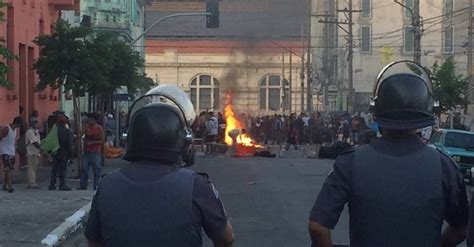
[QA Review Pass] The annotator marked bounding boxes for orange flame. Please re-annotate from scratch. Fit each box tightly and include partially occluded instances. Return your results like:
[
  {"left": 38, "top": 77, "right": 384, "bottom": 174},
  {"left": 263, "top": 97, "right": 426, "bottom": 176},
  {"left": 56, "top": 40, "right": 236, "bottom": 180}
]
[{"left": 224, "top": 93, "right": 262, "bottom": 148}]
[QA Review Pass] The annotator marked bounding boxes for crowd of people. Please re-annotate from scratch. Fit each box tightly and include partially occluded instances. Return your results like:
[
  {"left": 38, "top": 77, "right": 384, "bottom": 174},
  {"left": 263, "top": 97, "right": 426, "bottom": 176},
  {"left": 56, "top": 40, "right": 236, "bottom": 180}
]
[
  {"left": 0, "top": 105, "right": 434, "bottom": 193},
  {"left": 0, "top": 107, "right": 127, "bottom": 193},
  {"left": 191, "top": 110, "right": 379, "bottom": 150}
]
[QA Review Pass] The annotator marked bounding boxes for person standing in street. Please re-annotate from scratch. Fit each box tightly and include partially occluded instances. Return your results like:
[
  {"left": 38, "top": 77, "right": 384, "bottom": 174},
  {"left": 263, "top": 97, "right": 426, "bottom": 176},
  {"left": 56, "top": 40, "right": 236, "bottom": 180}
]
[
  {"left": 84, "top": 85, "right": 234, "bottom": 247},
  {"left": 217, "top": 112, "right": 226, "bottom": 143},
  {"left": 49, "top": 115, "right": 73, "bottom": 191},
  {"left": 17, "top": 106, "right": 27, "bottom": 170},
  {"left": 308, "top": 61, "right": 468, "bottom": 247},
  {"left": 205, "top": 112, "right": 218, "bottom": 155},
  {"left": 25, "top": 118, "right": 41, "bottom": 189},
  {"left": 79, "top": 113, "right": 105, "bottom": 190},
  {"left": 105, "top": 114, "right": 116, "bottom": 146},
  {"left": 0, "top": 117, "right": 23, "bottom": 193}
]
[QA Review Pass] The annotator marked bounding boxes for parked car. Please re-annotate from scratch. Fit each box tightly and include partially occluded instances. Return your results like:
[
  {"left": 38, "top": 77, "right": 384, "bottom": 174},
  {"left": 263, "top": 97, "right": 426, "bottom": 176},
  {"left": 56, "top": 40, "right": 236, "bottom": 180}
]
[{"left": 430, "top": 129, "right": 474, "bottom": 184}]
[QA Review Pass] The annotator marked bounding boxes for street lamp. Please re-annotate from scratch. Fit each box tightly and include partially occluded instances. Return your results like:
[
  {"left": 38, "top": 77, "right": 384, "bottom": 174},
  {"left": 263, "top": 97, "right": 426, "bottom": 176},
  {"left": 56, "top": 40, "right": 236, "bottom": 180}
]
[{"left": 394, "top": 0, "right": 422, "bottom": 64}]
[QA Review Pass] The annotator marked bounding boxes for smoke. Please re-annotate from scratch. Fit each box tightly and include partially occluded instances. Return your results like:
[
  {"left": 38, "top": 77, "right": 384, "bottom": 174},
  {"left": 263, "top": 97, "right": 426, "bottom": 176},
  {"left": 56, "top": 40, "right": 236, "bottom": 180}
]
[
  {"left": 219, "top": 40, "right": 260, "bottom": 113},
  {"left": 213, "top": 0, "right": 309, "bottom": 112}
]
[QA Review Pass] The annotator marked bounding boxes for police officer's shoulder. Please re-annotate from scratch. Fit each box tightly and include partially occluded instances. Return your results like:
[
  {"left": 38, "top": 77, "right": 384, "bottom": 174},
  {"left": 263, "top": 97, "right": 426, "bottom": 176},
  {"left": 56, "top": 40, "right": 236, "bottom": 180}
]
[
  {"left": 333, "top": 148, "right": 357, "bottom": 170},
  {"left": 196, "top": 172, "right": 210, "bottom": 180},
  {"left": 95, "top": 170, "right": 123, "bottom": 190},
  {"left": 338, "top": 148, "right": 356, "bottom": 157},
  {"left": 194, "top": 172, "right": 212, "bottom": 184},
  {"left": 432, "top": 145, "right": 461, "bottom": 170}
]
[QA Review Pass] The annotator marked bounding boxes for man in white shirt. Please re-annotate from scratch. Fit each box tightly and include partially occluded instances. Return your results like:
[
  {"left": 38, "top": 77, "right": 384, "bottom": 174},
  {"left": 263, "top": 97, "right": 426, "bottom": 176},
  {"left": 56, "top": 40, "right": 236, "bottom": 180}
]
[
  {"left": 205, "top": 112, "right": 219, "bottom": 154},
  {"left": 25, "top": 118, "right": 41, "bottom": 189},
  {"left": 0, "top": 117, "right": 23, "bottom": 193}
]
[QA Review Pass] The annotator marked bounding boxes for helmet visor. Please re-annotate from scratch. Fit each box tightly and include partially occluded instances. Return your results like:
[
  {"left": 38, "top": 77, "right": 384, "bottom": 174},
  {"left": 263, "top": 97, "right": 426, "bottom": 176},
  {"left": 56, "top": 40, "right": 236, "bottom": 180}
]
[{"left": 128, "top": 85, "right": 196, "bottom": 127}]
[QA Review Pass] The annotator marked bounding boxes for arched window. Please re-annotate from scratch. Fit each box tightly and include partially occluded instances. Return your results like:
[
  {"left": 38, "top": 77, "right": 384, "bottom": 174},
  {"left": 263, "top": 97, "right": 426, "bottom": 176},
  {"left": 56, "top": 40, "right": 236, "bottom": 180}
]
[
  {"left": 190, "top": 75, "right": 220, "bottom": 111},
  {"left": 259, "top": 75, "right": 281, "bottom": 111}
]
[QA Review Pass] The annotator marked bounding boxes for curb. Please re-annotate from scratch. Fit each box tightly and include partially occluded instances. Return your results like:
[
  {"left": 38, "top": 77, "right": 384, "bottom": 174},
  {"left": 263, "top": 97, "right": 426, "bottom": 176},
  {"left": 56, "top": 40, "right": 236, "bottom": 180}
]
[{"left": 41, "top": 202, "right": 92, "bottom": 247}]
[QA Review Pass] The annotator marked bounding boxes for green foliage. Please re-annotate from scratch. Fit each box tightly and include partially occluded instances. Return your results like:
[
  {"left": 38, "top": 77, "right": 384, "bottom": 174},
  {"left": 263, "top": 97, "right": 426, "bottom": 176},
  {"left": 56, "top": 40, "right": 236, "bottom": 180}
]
[
  {"left": 34, "top": 22, "right": 151, "bottom": 96},
  {"left": 34, "top": 19, "right": 91, "bottom": 94},
  {"left": 86, "top": 32, "right": 149, "bottom": 95},
  {"left": 0, "top": 0, "right": 15, "bottom": 89},
  {"left": 427, "top": 57, "right": 469, "bottom": 113}
]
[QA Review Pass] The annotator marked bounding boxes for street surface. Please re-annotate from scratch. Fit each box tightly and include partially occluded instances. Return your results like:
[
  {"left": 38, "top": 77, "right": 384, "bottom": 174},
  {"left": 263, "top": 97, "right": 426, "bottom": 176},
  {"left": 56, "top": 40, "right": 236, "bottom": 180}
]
[
  {"left": 0, "top": 159, "right": 125, "bottom": 247},
  {"left": 62, "top": 154, "right": 348, "bottom": 247},
  {"left": 1, "top": 149, "right": 471, "bottom": 247}
]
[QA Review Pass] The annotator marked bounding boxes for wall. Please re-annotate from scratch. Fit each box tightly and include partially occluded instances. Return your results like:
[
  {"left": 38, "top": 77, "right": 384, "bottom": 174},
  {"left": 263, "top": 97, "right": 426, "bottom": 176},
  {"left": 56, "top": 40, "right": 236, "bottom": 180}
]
[
  {"left": 0, "top": 0, "right": 75, "bottom": 126},
  {"left": 311, "top": 0, "right": 466, "bottom": 112},
  {"left": 80, "top": 0, "right": 145, "bottom": 42},
  {"left": 145, "top": 39, "right": 309, "bottom": 115}
]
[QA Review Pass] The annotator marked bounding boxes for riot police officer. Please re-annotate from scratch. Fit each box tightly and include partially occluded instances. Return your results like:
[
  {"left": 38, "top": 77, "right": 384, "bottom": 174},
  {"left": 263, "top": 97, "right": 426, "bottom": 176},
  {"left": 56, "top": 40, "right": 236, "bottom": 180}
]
[
  {"left": 84, "top": 85, "right": 234, "bottom": 247},
  {"left": 308, "top": 61, "right": 468, "bottom": 247}
]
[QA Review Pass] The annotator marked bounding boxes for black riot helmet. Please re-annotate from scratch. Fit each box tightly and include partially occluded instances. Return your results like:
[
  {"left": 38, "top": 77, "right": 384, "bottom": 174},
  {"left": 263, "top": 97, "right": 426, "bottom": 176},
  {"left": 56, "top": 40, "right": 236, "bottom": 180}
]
[
  {"left": 370, "top": 60, "right": 439, "bottom": 130},
  {"left": 124, "top": 85, "right": 196, "bottom": 165}
]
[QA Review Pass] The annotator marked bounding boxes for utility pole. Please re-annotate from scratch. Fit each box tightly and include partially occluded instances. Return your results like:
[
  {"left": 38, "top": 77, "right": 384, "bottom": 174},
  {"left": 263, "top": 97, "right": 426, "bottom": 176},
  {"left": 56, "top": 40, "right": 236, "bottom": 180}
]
[
  {"left": 413, "top": 0, "right": 422, "bottom": 64},
  {"left": 307, "top": 30, "right": 313, "bottom": 112},
  {"left": 301, "top": 24, "right": 305, "bottom": 113},
  {"left": 394, "top": 0, "right": 422, "bottom": 64},
  {"left": 306, "top": 0, "right": 313, "bottom": 113},
  {"left": 323, "top": 5, "right": 330, "bottom": 113},
  {"left": 289, "top": 51, "right": 293, "bottom": 113},
  {"left": 282, "top": 52, "right": 286, "bottom": 113},
  {"left": 315, "top": 0, "right": 336, "bottom": 113},
  {"left": 468, "top": 0, "right": 474, "bottom": 107},
  {"left": 347, "top": 0, "right": 354, "bottom": 113},
  {"left": 319, "top": 0, "right": 359, "bottom": 113},
  {"left": 323, "top": 4, "right": 329, "bottom": 113}
]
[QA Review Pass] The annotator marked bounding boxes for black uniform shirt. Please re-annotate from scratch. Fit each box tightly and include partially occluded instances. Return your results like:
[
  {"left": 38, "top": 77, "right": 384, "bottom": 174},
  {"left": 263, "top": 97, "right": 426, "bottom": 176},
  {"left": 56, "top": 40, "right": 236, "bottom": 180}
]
[
  {"left": 85, "top": 162, "right": 228, "bottom": 243},
  {"left": 310, "top": 134, "right": 468, "bottom": 229}
]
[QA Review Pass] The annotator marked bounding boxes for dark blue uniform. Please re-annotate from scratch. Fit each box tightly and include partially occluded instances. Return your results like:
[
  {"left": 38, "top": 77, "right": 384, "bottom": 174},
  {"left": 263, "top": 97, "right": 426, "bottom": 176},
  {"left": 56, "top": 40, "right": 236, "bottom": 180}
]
[
  {"left": 310, "top": 134, "right": 468, "bottom": 247},
  {"left": 85, "top": 163, "right": 228, "bottom": 246}
]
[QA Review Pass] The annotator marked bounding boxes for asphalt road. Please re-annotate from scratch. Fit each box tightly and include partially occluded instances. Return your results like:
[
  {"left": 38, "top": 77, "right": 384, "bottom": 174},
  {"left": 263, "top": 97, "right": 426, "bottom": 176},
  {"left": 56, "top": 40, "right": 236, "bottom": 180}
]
[
  {"left": 60, "top": 155, "right": 471, "bottom": 247},
  {"left": 61, "top": 155, "right": 349, "bottom": 247}
]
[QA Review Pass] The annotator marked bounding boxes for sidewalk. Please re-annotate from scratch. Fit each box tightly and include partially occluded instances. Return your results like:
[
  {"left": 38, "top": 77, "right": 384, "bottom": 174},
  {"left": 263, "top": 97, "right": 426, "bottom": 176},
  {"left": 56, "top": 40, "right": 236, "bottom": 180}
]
[{"left": 0, "top": 158, "right": 127, "bottom": 247}]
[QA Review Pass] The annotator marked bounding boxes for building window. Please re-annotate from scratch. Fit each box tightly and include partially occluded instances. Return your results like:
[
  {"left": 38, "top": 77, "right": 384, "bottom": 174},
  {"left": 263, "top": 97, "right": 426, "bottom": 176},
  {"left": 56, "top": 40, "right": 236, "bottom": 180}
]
[
  {"left": 444, "top": 0, "right": 453, "bottom": 14},
  {"left": 404, "top": 26, "right": 414, "bottom": 53},
  {"left": 405, "top": 0, "right": 414, "bottom": 19},
  {"left": 190, "top": 75, "right": 220, "bottom": 111},
  {"left": 444, "top": 26, "right": 454, "bottom": 53},
  {"left": 361, "top": 0, "right": 371, "bottom": 18},
  {"left": 260, "top": 75, "right": 282, "bottom": 111},
  {"left": 361, "top": 26, "right": 371, "bottom": 53}
]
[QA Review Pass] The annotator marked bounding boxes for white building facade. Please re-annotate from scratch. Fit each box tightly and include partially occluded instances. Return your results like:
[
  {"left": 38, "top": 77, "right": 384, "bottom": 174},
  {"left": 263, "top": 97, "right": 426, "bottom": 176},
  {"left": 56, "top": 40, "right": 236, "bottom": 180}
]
[{"left": 311, "top": 0, "right": 469, "bottom": 112}]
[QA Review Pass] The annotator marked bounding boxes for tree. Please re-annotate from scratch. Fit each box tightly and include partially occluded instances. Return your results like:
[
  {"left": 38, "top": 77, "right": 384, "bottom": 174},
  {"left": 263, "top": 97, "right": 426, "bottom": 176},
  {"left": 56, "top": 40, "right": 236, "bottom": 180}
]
[
  {"left": 86, "top": 32, "right": 153, "bottom": 111},
  {"left": 34, "top": 20, "right": 92, "bottom": 94},
  {"left": 426, "top": 57, "right": 469, "bottom": 113},
  {"left": 0, "top": 0, "right": 15, "bottom": 89},
  {"left": 34, "top": 21, "right": 152, "bottom": 108}
]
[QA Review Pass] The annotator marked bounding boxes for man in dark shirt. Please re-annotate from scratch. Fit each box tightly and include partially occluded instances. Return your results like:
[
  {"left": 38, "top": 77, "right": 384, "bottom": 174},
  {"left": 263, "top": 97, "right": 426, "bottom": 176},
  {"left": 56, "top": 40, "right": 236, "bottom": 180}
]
[
  {"left": 309, "top": 133, "right": 468, "bottom": 246},
  {"left": 85, "top": 163, "right": 232, "bottom": 246},
  {"left": 49, "top": 115, "right": 73, "bottom": 191},
  {"left": 84, "top": 85, "right": 234, "bottom": 247},
  {"left": 309, "top": 61, "right": 468, "bottom": 247}
]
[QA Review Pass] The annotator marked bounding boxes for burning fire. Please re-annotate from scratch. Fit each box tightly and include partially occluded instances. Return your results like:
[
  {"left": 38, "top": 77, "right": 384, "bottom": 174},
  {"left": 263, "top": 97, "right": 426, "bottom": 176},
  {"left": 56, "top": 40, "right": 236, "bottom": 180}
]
[{"left": 224, "top": 93, "right": 262, "bottom": 148}]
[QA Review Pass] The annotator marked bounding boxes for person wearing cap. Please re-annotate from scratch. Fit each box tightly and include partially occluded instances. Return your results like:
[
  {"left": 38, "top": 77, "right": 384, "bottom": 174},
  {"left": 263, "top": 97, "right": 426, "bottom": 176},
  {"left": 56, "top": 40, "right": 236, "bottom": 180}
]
[
  {"left": 25, "top": 118, "right": 41, "bottom": 189},
  {"left": 48, "top": 114, "right": 73, "bottom": 191},
  {"left": 308, "top": 61, "right": 468, "bottom": 247}
]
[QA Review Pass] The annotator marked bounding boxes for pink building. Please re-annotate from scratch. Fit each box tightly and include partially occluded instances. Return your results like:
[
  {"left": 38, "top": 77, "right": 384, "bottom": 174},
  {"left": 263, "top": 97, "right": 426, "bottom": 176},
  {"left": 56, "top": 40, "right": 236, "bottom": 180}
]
[{"left": 0, "top": 0, "right": 78, "bottom": 125}]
